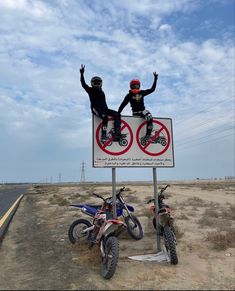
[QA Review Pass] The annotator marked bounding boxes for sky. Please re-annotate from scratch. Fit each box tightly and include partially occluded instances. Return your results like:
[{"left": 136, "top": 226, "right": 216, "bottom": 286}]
[{"left": 0, "top": 0, "right": 234, "bottom": 183}]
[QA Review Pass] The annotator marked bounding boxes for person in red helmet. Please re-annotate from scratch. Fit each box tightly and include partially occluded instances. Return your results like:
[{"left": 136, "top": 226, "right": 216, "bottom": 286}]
[
  {"left": 118, "top": 72, "right": 158, "bottom": 140},
  {"left": 80, "top": 64, "right": 121, "bottom": 143}
]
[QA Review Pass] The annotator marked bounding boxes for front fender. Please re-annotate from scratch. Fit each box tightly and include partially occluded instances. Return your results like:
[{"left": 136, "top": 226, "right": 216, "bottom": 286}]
[
  {"left": 126, "top": 205, "right": 134, "bottom": 212},
  {"left": 102, "top": 221, "right": 126, "bottom": 237}
]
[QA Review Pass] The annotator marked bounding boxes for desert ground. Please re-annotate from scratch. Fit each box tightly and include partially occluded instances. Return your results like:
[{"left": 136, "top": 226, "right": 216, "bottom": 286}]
[{"left": 0, "top": 179, "right": 234, "bottom": 290}]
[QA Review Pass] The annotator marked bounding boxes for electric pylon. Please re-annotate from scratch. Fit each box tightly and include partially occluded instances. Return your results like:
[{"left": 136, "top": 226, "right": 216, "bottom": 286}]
[{"left": 80, "top": 161, "right": 86, "bottom": 183}]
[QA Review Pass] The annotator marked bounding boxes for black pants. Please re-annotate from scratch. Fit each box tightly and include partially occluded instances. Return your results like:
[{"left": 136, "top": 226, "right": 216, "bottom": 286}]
[{"left": 92, "top": 108, "right": 121, "bottom": 135}]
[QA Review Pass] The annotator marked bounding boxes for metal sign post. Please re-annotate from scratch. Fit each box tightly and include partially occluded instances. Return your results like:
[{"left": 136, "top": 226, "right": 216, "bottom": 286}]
[
  {"left": 112, "top": 168, "right": 117, "bottom": 218},
  {"left": 153, "top": 168, "right": 161, "bottom": 252}
]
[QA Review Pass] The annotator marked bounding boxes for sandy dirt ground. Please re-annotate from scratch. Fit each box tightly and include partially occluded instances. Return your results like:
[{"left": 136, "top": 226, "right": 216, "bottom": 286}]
[{"left": 0, "top": 180, "right": 234, "bottom": 290}]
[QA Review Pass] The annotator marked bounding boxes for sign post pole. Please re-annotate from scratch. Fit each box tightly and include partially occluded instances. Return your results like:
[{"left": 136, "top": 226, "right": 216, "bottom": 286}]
[
  {"left": 112, "top": 168, "right": 117, "bottom": 218},
  {"left": 153, "top": 167, "right": 161, "bottom": 252}
]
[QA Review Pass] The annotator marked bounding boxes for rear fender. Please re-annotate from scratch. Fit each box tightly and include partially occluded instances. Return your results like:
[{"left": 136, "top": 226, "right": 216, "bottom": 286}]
[
  {"left": 158, "top": 212, "right": 171, "bottom": 227},
  {"left": 69, "top": 204, "right": 84, "bottom": 209}
]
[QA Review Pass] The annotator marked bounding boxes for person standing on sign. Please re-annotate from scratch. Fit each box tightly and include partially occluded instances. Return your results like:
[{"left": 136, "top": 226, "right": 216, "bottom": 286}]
[
  {"left": 118, "top": 72, "right": 158, "bottom": 141},
  {"left": 80, "top": 64, "right": 121, "bottom": 144}
]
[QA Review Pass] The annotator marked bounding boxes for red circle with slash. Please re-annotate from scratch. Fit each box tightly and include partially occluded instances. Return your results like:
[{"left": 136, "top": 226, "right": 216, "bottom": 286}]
[
  {"left": 96, "top": 118, "right": 133, "bottom": 155},
  {"left": 136, "top": 120, "right": 170, "bottom": 156}
]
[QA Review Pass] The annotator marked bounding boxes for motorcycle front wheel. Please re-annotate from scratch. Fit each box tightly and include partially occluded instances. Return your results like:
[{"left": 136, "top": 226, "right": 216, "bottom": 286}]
[
  {"left": 101, "top": 236, "right": 119, "bottom": 279},
  {"left": 125, "top": 215, "right": 143, "bottom": 240},
  {"left": 68, "top": 219, "right": 92, "bottom": 244},
  {"left": 163, "top": 225, "right": 178, "bottom": 265}
]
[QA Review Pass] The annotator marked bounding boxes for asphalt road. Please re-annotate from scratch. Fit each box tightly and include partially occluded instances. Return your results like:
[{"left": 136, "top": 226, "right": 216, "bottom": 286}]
[
  {"left": 0, "top": 184, "right": 29, "bottom": 221},
  {"left": 0, "top": 184, "right": 30, "bottom": 240}
]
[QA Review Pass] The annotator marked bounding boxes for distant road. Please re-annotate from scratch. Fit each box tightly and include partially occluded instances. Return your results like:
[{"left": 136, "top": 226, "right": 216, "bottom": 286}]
[{"left": 0, "top": 185, "right": 29, "bottom": 222}]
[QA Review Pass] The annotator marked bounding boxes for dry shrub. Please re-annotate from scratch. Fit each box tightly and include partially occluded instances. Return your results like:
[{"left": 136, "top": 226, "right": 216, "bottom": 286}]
[
  {"left": 49, "top": 194, "right": 69, "bottom": 206},
  {"left": 198, "top": 205, "right": 234, "bottom": 229},
  {"left": 176, "top": 213, "right": 189, "bottom": 220},
  {"left": 181, "top": 196, "right": 205, "bottom": 207},
  {"left": 206, "top": 230, "right": 235, "bottom": 250},
  {"left": 223, "top": 205, "right": 235, "bottom": 220},
  {"left": 173, "top": 224, "right": 184, "bottom": 240}
]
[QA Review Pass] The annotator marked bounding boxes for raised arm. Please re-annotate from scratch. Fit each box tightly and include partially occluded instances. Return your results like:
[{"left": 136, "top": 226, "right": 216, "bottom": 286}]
[
  {"left": 80, "top": 64, "right": 90, "bottom": 92},
  {"left": 143, "top": 72, "right": 158, "bottom": 96}
]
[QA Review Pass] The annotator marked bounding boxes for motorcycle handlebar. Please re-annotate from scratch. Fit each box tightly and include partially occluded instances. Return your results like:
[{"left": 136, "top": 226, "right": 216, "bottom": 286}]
[
  {"left": 146, "top": 185, "right": 170, "bottom": 203},
  {"left": 160, "top": 184, "right": 170, "bottom": 193},
  {"left": 93, "top": 193, "right": 105, "bottom": 201},
  {"left": 147, "top": 198, "right": 155, "bottom": 204}
]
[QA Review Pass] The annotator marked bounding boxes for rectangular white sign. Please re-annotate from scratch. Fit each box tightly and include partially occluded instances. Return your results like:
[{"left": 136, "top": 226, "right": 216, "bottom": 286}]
[{"left": 93, "top": 115, "right": 174, "bottom": 168}]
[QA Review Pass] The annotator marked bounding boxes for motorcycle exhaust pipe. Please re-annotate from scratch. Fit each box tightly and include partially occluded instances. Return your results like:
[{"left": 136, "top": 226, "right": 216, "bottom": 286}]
[{"left": 81, "top": 225, "right": 95, "bottom": 234}]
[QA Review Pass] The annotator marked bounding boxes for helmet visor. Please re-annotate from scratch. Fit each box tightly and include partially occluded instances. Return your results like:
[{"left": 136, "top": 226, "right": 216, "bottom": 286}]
[{"left": 130, "top": 84, "right": 140, "bottom": 90}]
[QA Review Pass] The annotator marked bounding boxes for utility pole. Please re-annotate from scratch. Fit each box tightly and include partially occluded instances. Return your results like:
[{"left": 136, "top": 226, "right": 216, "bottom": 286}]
[
  {"left": 80, "top": 161, "right": 86, "bottom": 183},
  {"left": 58, "top": 173, "right": 62, "bottom": 183}
]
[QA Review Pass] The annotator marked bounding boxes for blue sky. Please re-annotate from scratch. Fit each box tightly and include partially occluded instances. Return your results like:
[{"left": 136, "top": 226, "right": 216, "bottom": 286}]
[{"left": 0, "top": 0, "right": 234, "bottom": 183}]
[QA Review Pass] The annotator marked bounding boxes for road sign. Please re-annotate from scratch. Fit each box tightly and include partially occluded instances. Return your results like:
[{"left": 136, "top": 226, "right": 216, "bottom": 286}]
[{"left": 93, "top": 115, "right": 174, "bottom": 168}]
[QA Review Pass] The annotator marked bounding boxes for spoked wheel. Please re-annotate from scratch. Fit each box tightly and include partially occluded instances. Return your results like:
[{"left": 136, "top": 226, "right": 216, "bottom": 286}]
[
  {"left": 101, "top": 236, "right": 119, "bottom": 279},
  {"left": 163, "top": 225, "right": 178, "bottom": 265},
  {"left": 125, "top": 215, "right": 143, "bottom": 240},
  {"left": 68, "top": 219, "right": 92, "bottom": 244}
]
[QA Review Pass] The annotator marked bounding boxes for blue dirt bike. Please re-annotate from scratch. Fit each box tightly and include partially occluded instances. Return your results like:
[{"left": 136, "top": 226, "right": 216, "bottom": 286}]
[{"left": 70, "top": 187, "right": 143, "bottom": 240}]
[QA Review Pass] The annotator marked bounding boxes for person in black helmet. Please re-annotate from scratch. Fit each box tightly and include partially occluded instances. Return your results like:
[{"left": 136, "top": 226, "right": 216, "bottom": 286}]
[
  {"left": 80, "top": 64, "right": 121, "bottom": 143},
  {"left": 118, "top": 72, "right": 158, "bottom": 141}
]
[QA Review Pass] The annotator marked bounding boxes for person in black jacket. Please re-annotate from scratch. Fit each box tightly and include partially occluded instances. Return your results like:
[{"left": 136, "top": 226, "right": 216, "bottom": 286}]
[
  {"left": 118, "top": 72, "right": 158, "bottom": 141},
  {"left": 80, "top": 64, "right": 121, "bottom": 143}
]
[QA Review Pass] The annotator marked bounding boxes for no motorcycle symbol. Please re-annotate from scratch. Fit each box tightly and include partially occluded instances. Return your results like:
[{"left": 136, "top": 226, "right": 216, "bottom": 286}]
[
  {"left": 96, "top": 117, "right": 134, "bottom": 156},
  {"left": 136, "top": 120, "right": 171, "bottom": 156}
]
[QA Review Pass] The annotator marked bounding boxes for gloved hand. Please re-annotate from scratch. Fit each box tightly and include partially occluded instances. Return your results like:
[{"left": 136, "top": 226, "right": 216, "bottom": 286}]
[
  {"left": 153, "top": 72, "right": 158, "bottom": 79},
  {"left": 80, "top": 64, "right": 85, "bottom": 74}
]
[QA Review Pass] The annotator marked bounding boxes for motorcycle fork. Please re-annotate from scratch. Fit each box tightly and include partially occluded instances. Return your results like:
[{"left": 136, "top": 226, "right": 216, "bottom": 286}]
[
  {"left": 119, "top": 196, "right": 135, "bottom": 222},
  {"left": 100, "top": 239, "right": 105, "bottom": 257}
]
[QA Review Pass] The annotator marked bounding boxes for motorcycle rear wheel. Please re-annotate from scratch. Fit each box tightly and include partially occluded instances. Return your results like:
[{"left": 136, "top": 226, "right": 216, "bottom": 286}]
[
  {"left": 125, "top": 215, "right": 143, "bottom": 240},
  {"left": 68, "top": 219, "right": 92, "bottom": 244},
  {"left": 163, "top": 225, "right": 178, "bottom": 265},
  {"left": 101, "top": 236, "right": 119, "bottom": 279}
]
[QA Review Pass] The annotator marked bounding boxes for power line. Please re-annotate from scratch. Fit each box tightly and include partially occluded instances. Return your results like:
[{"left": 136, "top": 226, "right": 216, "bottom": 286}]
[
  {"left": 176, "top": 132, "right": 234, "bottom": 151},
  {"left": 175, "top": 96, "right": 234, "bottom": 126},
  {"left": 176, "top": 124, "right": 234, "bottom": 147}
]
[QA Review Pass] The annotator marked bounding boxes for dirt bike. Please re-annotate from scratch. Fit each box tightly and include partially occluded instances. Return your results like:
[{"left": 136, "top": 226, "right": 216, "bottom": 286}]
[
  {"left": 147, "top": 185, "right": 178, "bottom": 265},
  {"left": 70, "top": 187, "right": 143, "bottom": 240},
  {"left": 68, "top": 193, "right": 126, "bottom": 279}
]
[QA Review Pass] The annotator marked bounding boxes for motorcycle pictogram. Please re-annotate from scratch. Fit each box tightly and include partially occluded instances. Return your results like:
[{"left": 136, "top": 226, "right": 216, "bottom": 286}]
[
  {"left": 140, "top": 129, "right": 167, "bottom": 147},
  {"left": 102, "top": 128, "right": 129, "bottom": 147}
]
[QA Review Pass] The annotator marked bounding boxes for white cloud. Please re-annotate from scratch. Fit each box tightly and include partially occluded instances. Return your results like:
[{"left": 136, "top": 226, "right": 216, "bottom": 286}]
[
  {"left": 159, "top": 24, "right": 172, "bottom": 31},
  {"left": 0, "top": 0, "right": 53, "bottom": 17}
]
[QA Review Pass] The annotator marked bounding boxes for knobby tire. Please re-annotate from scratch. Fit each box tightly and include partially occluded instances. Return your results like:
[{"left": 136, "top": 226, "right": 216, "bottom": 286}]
[
  {"left": 163, "top": 225, "right": 178, "bottom": 265},
  {"left": 125, "top": 215, "right": 143, "bottom": 240},
  {"left": 101, "top": 236, "right": 119, "bottom": 279},
  {"left": 68, "top": 218, "right": 92, "bottom": 244}
]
